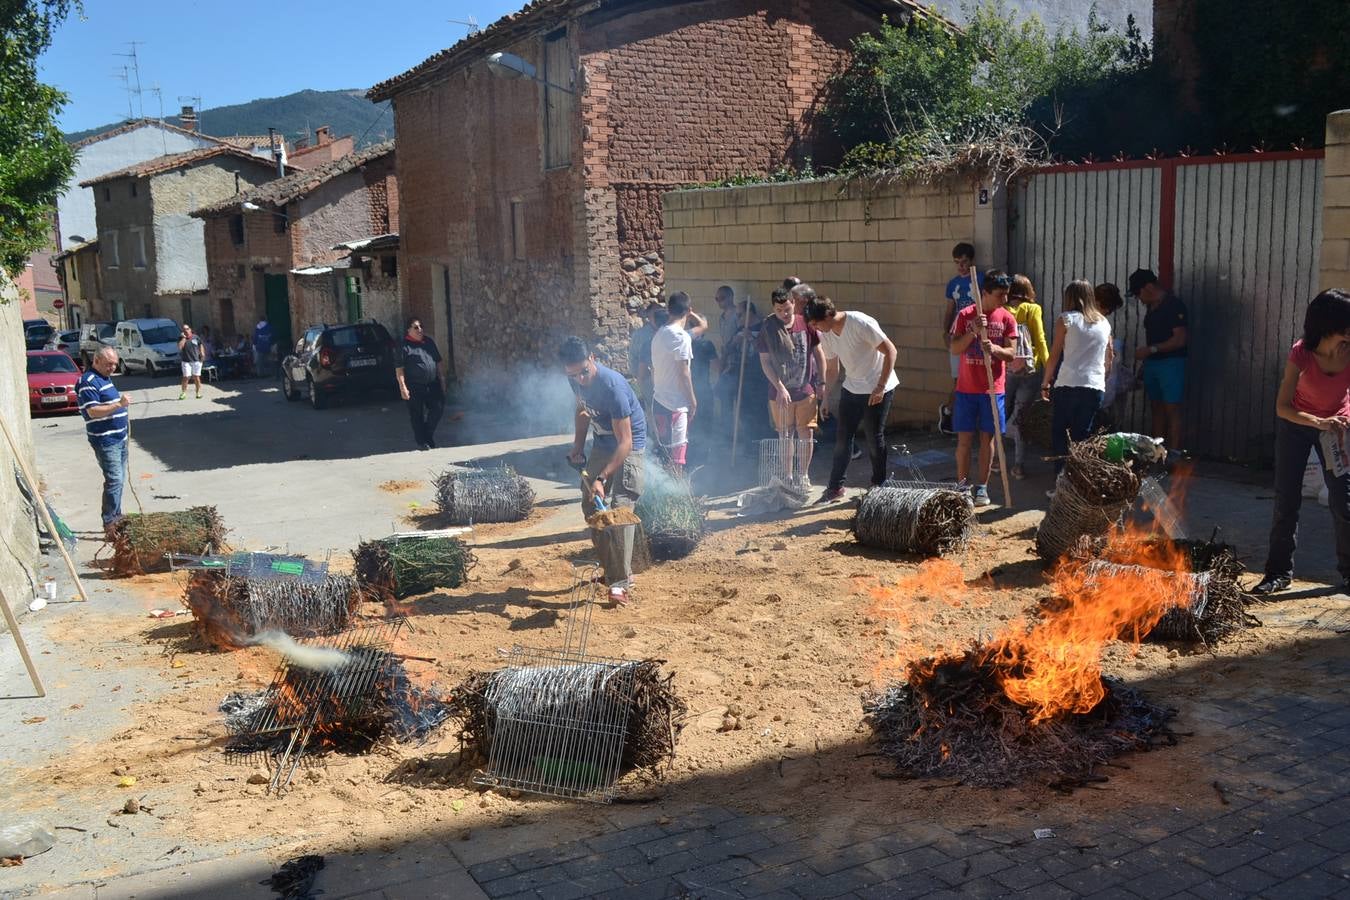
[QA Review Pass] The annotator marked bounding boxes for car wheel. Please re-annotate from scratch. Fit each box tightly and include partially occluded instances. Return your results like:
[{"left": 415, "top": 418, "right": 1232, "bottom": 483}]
[
  {"left": 283, "top": 371, "right": 300, "bottom": 401},
  {"left": 308, "top": 378, "right": 327, "bottom": 409},
  {"left": 114, "top": 358, "right": 125, "bottom": 375}
]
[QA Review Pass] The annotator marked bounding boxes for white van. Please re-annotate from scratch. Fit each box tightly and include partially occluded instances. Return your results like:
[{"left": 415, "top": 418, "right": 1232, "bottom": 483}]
[{"left": 114, "top": 318, "right": 181, "bottom": 376}]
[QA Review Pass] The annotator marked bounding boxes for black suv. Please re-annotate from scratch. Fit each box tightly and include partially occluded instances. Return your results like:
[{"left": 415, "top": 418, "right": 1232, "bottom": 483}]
[{"left": 281, "top": 321, "right": 398, "bottom": 409}]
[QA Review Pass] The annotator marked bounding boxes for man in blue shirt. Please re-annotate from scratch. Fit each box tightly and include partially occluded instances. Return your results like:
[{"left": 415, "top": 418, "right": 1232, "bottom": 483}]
[
  {"left": 940, "top": 242, "right": 977, "bottom": 434},
  {"left": 252, "top": 318, "right": 274, "bottom": 378},
  {"left": 560, "top": 336, "right": 646, "bottom": 604},
  {"left": 76, "top": 348, "right": 132, "bottom": 534}
]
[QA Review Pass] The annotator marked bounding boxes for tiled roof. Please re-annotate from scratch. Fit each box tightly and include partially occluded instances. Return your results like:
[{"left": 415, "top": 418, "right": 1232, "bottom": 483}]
[
  {"left": 68, "top": 118, "right": 225, "bottom": 149},
  {"left": 219, "top": 135, "right": 280, "bottom": 149},
  {"left": 79, "top": 145, "right": 286, "bottom": 187},
  {"left": 368, "top": 0, "right": 933, "bottom": 101},
  {"left": 333, "top": 233, "right": 399, "bottom": 254},
  {"left": 190, "top": 141, "right": 395, "bottom": 217},
  {"left": 52, "top": 238, "right": 99, "bottom": 262}
]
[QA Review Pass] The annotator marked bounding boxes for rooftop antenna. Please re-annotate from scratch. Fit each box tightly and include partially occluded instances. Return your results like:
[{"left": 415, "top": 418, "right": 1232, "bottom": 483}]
[
  {"left": 147, "top": 84, "right": 166, "bottom": 152},
  {"left": 111, "top": 66, "right": 133, "bottom": 120},
  {"left": 178, "top": 94, "right": 203, "bottom": 133},
  {"left": 448, "top": 15, "right": 480, "bottom": 34},
  {"left": 113, "top": 41, "right": 145, "bottom": 118}
]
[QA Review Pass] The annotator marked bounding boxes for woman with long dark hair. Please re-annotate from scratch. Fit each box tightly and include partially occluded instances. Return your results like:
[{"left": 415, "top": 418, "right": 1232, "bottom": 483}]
[
  {"left": 1040, "top": 280, "right": 1113, "bottom": 474},
  {"left": 1253, "top": 289, "right": 1350, "bottom": 595}
]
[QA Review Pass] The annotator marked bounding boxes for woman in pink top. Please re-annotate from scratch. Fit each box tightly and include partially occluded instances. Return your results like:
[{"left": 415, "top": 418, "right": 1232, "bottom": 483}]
[{"left": 1254, "top": 289, "right": 1350, "bottom": 595}]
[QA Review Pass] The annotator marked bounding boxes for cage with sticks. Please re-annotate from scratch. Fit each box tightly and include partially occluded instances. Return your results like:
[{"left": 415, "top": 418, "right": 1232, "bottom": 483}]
[
  {"left": 223, "top": 618, "right": 409, "bottom": 794},
  {"left": 352, "top": 533, "right": 477, "bottom": 601},
  {"left": 854, "top": 482, "right": 975, "bottom": 557},
  {"left": 183, "top": 571, "right": 363, "bottom": 649},
  {"left": 634, "top": 477, "right": 705, "bottom": 561},
  {"left": 1082, "top": 557, "right": 1255, "bottom": 646},
  {"left": 757, "top": 436, "right": 814, "bottom": 489},
  {"left": 456, "top": 563, "right": 684, "bottom": 802},
  {"left": 434, "top": 465, "right": 534, "bottom": 524},
  {"left": 106, "top": 506, "right": 227, "bottom": 576}
]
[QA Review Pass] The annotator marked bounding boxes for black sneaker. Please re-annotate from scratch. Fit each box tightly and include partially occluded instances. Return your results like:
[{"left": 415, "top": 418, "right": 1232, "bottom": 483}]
[
  {"left": 816, "top": 487, "right": 846, "bottom": 504},
  {"left": 938, "top": 404, "right": 954, "bottom": 435},
  {"left": 1250, "top": 574, "right": 1291, "bottom": 595}
]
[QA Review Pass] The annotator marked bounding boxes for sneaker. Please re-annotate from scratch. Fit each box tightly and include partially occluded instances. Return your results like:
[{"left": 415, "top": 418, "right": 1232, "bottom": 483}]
[
  {"left": 953, "top": 478, "right": 970, "bottom": 493},
  {"left": 177, "top": 391, "right": 186, "bottom": 400},
  {"left": 938, "top": 404, "right": 954, "bottom": 435},
  {"left": 609, "top": 586, "right": 632, "bottom": 606},
  {"left": 1011, "top": 464, "right": 1026, "bottom": 480},
  {"left": 195, "top": 391, "right": 202, "bottom": 399},
  {"left": 990, "top": 458, "right": 1001, "bottom": 475},
  {"left": 972, "top": 484, "right": 991, "bottom": 507},
  {"left": 816, "top": 487, "right": 846, "bottom": 504},
  {"left": 417, "top": 443, "right": 431, "bottom": 451},
  {"left": 1250, "top": 574, "right": 1291, "bottom": 596}
]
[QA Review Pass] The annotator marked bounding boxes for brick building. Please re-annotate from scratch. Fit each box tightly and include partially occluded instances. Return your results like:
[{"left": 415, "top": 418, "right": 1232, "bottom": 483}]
[
  {"left": 192, "top": 142, "right": 397, "bottom": 351},
  {"left": 51, "top": 239, "right": 103, "bottom": 325},
  {"left": 369, "top": 0, "right": 927, "bottom": 377},
  {"left": 289, "top": 126, "right": 356, "bottom": 169},
  {"left": 80, "top": 146, "right": 285, "bottom": 328}
]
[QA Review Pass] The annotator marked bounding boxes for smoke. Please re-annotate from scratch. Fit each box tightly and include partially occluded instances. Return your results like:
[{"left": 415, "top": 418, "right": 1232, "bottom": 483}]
[
  {"left": 247, "top": 630, "right": 350, "bottom": 671},
  {"left": 460, "top": 365, "right": 577, "bottom": 438}
]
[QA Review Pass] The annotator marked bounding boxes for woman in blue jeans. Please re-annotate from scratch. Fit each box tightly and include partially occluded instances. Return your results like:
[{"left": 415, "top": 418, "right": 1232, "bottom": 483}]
[{"left": 1041, "top": 280, "right": 1113, "bottom": 474}]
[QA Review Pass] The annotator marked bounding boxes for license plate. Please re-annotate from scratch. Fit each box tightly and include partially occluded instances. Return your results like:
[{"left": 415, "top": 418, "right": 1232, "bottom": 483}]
[
  {"left": 41, "top": 396, "right": 67, "bottom": 405},
  {"left": 348, "top": 357, "right": 376, "bottom": 368}
]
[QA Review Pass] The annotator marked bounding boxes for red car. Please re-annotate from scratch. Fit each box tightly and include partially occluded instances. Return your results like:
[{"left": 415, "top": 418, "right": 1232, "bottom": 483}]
[{"left": 27, "top": 350, "right": 82, "bottom": 415}]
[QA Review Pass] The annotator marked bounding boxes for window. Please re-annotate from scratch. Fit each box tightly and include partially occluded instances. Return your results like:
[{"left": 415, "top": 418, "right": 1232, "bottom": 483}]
[
  {"left": 511, "top": 200, "right": 526, "bottom": 260},
  {"left": 380, "top": 255, "right": 398, "bottom": 278},
  {"left": 542, "top": 29, "right": 572, "bottom": 169},
  {"left": 70, "top": 259, "right": 77, "bottom": 283},
  {"left": 229, "top": 214, "right": 245, "bottom": 246},
  {"left": 102, "top": 231, "right": 119, "bottom": 269},
  {"left": 274, "top": 210, "right": 288, "bottom": 234},
  {"left": 236, "top": 264, "right": 246, "bottom": 281},
  {"left": 131, "top": 227, "right": 147, "bottom": 269}
]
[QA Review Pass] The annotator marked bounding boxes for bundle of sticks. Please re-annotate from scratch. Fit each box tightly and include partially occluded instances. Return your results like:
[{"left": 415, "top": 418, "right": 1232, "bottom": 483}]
[
  {"left": 1035, "top": 437, "right": 1141, "bottom": 562},
  {"left": 352, "top": 536, "right": 476, "bottom": 601},
  {"left": 434, "top": 465, "right": 534, "bottom": 524},
  {"left": 107, "top": 506, "right": 227, "bottom": 576},
  {"left": 635, "top": 480, "right": 706, "bottom": 561},
  {"left": 854, "top": 484, "right": 974, "bottom": 557},
  {"left": 183, "top": 571, "right": 362, "bottom": 649}
]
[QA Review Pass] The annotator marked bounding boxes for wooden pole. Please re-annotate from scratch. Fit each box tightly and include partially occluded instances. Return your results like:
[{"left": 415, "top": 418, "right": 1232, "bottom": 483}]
[
  {"left": 969, "top": 266, "right": 1014, "bottom": 508},
  {"left": 729, "top": 295, "right": 754, "bottom": 459},
  {"left": 0, "top": 415, "right": 89, "bottom": 602},
  {"left": 0, "top": 584, "right": 46, "bottom": 697}
]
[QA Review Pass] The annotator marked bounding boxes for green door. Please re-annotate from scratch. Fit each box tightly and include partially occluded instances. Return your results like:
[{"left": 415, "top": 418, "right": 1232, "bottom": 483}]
[
  {"left": 344, "top": 275, "right": 363, "bottom": 324},
  {"left": 263, "top": 274, "right": 292, "bottom": 352}
]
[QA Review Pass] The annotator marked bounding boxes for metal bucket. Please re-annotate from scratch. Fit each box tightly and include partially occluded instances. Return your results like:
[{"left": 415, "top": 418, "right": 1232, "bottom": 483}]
[{"left": 592, "top": 523, "right": 637, "bottom": 588}]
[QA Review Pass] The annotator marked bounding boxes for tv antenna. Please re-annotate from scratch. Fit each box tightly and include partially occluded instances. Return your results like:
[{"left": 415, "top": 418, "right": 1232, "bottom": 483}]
[
  {"left": 179, "top": 94, "right": 203, "bottom": 132},
  {"left": 448, "top": 15, "right": 479, "bottom": 34},
  {"left": 110, "top": 66, "right": 134, "bottom": 120},
  {"left": 147, "top": 84, "right": 166, "bottom": 151},
  {"left": 113, "top": 41, "right": 145, "bottom": 118}
]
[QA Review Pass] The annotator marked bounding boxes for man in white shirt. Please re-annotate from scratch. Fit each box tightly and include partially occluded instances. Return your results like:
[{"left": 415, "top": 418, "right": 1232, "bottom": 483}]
[
  {"left": 650, "top": 291, "right": 706, "bottom": 474},
  {"left": 804, "top": 296, "right": 899, "bottom": 502}
]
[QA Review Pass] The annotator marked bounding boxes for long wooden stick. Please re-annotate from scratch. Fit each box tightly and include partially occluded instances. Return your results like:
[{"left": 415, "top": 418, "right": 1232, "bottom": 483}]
[
  {"left": 0, "top": 584, "right": 46, "bottom": 697},
  {"left": 729, "top": 295, "right": 754, "bottom": 459},
  {"left": 969, "top": 266, "right": 1014, "bottom": 508},
  {"left": 0, "top": 415, "right": 89, "bottom": 602}
]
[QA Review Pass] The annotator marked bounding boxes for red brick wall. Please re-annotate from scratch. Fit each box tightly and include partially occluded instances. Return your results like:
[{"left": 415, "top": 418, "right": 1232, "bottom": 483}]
[{"left": 203, "top": 211, "right": 294, "bottom": 338}]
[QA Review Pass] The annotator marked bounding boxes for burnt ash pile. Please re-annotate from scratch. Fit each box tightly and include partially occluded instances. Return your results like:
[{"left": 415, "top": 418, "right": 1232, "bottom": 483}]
[{"left": 863, "top": 647, "right": 1177, "bottom": 788}]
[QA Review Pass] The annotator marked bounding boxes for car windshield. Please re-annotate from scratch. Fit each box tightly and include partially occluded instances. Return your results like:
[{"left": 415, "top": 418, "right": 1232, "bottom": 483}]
[
  {"left": 328, "top": 325, "right": 388, "bottom": 348},
  {"left": 140, "top": 325, "right": 180, "bottom": 345},
  {"left": 27, "top": 324, "right": 53, "bottom": 337},
  {"left": 97, "top": 323, "right": 115, "bottom": 338},
  {"left": 28, "top": 355, "right": 77, "bottom": 375}
]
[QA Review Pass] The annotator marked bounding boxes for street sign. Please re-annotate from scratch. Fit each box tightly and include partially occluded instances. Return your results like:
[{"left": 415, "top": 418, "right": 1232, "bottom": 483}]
[{"left": 52, "top": 299, "right": 65, "bottom": 309}]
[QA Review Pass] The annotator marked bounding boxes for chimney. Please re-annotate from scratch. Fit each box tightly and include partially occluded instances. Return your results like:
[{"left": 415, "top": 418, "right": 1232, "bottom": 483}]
[
  {"left": 315, "top": 126, "right": 332, "bottom": 146},
  {"left": 180, "top": 106, "right": 197, "bottom": 132}
]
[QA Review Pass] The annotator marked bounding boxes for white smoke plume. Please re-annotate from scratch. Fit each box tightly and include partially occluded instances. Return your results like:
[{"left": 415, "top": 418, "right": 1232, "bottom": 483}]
[{"left": 247, "top": 630, "right": 350, "bottom": 671}]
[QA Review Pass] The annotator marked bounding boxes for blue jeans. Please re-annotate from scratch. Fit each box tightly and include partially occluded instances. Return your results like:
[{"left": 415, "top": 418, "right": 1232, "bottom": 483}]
[
  {"left": 92, "top": 440, "right": 129, "bottom": 526},
  {"left": 1051, "top": 386, "right": 1104, "bottom": 473}
]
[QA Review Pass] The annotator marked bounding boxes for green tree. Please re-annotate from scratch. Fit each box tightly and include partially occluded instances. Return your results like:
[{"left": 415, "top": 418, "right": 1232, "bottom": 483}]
[{"left": 1, "top": 0, "right": 78, "bottom": 276}]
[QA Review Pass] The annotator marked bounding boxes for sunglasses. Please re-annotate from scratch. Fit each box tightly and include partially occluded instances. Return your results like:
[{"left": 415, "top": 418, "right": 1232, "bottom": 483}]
[{"left": 989, "top": 275, "right": 1012, "bottom": 288}]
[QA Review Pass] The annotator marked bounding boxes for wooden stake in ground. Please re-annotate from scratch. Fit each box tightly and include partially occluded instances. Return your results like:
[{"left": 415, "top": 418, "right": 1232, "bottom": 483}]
[
  {"left": 968, "top": 266, "right": 1014, "bottom": 508},
  {"left": 729, "top": 295, "right": 755, "bottom": 459},
  {"left": 0, "top": 584, "right": 46, "bottom": 697},
  {"left": 0, "top": 415, "right": 89, "bottom": 603}
]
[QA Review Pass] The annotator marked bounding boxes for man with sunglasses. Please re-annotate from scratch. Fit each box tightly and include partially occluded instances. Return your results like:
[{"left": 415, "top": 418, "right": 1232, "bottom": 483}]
[
  {"left": 395, "top": 317, "right": 445, "bottom": 450},
  {"left": 560, "top": 336, "right": 646, "bottom": 604}
]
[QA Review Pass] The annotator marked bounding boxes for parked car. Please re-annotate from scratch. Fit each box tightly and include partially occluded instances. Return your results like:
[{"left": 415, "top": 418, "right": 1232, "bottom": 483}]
[
  {"left": 281, "top": 321, "right": 397, "bottom": 409},
  {"left": 78, "top": 322, "right": 117, "bottom": 366},
  {"left": 43, "top": 329, "right": 81, "bottom": 358},
  {"left": 24, "top": 321, "right": 55, "bottom": 351},
  {"left": 114, "top": 318, "right": 180, "bottom": 376},
  {"left": 26, "top": 350, "right": 82, "bottom": 414}
]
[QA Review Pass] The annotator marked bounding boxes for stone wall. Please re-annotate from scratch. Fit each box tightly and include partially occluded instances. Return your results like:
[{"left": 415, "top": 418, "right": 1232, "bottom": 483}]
[
  {"left": 0, "top": 275, "right": 40, "bottom": 624},
  {"left": 663, "top": 176, "right": 977, "bottom": 426},
  {"left": 1320, "top": 110, "right": 1350, "bottom": 291}
]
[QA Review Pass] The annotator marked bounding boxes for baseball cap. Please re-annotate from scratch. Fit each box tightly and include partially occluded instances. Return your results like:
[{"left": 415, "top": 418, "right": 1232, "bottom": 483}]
[{"left": 1127, "top": 268, "right": 1158, "bottom": 296}]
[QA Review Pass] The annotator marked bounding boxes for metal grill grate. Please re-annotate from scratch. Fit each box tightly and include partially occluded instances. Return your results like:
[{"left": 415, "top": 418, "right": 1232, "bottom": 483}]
[
  {"left": 168, "top": 550, "right": 331, "bottom": 583},
  {"left": 474, "top": 563, "right": 640, "bottom": 802}
]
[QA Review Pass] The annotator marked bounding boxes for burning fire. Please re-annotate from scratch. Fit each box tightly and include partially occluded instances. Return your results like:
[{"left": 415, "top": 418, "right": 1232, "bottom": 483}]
[{"left": 867, "top": 482, "right": 1198, "bottom": 724}]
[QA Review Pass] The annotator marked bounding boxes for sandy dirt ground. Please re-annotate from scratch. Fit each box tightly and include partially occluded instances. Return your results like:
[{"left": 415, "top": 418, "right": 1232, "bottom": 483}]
[{"left": 7, "top": 484, "right": 1338, "bottom": 881}]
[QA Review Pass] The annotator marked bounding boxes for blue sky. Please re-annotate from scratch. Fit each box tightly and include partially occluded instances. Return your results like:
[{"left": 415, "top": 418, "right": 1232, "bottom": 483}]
[{"left": 41, "top": 0, "right": 522, "bottom": 132}]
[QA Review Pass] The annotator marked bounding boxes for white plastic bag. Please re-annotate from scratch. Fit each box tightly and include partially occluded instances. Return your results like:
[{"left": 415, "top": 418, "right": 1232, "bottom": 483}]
[
  {"left": 1303, "top": 459, "right": 1323, "bottom": 499},
  {"left": 0, "top": 821, "right": 56, "bottom": 859}
]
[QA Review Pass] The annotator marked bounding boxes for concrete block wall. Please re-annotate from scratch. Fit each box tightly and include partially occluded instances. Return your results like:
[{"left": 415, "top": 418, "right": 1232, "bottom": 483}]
[
  {"left": 663, "top": 176, "right": 976, "bottom": 426},
  {"left": 1320, "top": 110, "right": 1350, "bottom": 291}
]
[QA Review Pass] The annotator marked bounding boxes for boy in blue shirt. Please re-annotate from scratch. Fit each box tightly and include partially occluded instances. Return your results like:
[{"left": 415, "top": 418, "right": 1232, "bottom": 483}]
[{"left": 940, "top": 242, "right": 976, "bottom": 434}]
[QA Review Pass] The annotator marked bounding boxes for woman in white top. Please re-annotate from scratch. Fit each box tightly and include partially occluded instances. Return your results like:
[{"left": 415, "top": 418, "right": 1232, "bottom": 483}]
[{"left": 1041, "top": 279, "right": 1113, "bottom": 472}]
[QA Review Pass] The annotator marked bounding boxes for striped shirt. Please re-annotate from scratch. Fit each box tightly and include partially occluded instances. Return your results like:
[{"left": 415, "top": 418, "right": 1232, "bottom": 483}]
[{"left": 77, "top": 370, "right": 128, "bottom": 447}]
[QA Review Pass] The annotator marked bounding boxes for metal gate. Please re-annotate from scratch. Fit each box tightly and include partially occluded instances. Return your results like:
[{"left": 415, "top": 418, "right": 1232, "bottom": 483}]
[{"left": 1009, "top": 151, "right": 1324, "bottom": 464}]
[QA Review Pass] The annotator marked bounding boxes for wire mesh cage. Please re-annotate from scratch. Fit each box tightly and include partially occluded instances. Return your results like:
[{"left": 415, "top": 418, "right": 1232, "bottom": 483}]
[
  {"left": 472, "top": 563, "right": 642, "bottom": 802},
  {"left": 168, "top": 551, "right": 331, "bottom": 583},
  {"left": 183, "top": 571, "right": 362, "bottom": 648},
  {"left": 434, "top": 465, "right": 535, "bottom": 524},
  {"left": 757, "top": 437, "right": 814, "bottom": 489}
]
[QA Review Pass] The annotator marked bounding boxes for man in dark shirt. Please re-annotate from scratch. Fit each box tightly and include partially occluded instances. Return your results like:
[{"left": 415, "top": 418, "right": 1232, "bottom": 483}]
[
  {"left": 1128, "top": 268, "right": 1190, "bottom": 455},
  {"left": 560, "top": 336, "right": 646, "bottom": 604},
  {"left": 395, "top": 317, "right": 445, "bottom": 450}
]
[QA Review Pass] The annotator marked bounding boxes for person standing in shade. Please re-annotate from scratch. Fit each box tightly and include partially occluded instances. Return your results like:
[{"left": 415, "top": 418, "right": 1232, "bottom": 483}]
[
  {"left": 1041, "top": 280, "right": 1113, "bottom": 474},
  {"left": 252, "top": 317, "right": 273, "bottom": 378},
  {"left": 1253, "top": 289, "right": 1350, "bottom": 595},
  {"left": 950, "top": 270, "right": 1018, "bottom": 507},
  {"left": 177, "top": 324, "right": 205, "bottom": 400},
  {"left": 560, "top": 336, "right": 647, "bottom": 605},
  {"left": 395, "top": 317, "right": 445, "bottom": 451},
  {"left": 805, "top": 296, "right": 899, "bottom": 503},
  {"left": 76, "top": 348, "right": 132, "bottom": 536},
  {"left": 1128, "top": 268, "right": 1189, "bottom": 457},
  {"left": 649, "top": 292, "right": 705, "bottom": 474},
  {"left": 759, "top": 286, "right": 824, "bottom": 484},
  {"left": 629, "top": 300, "right": 662, "bottom": 412},
  {"left": 1003, "top": 274, "right": 1049, "bottom": 479},
  {"left": 940, "top": 242, "right": 977, "bottom": 434}
]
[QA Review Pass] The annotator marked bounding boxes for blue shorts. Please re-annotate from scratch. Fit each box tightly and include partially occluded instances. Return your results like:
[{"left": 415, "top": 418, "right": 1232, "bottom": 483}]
[
  {"left": 953, "top": 391, "right": 1006, "bottom": 435},
  {"left": 1143, "top": 357, "right": 1186, "bottom": 405}
]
